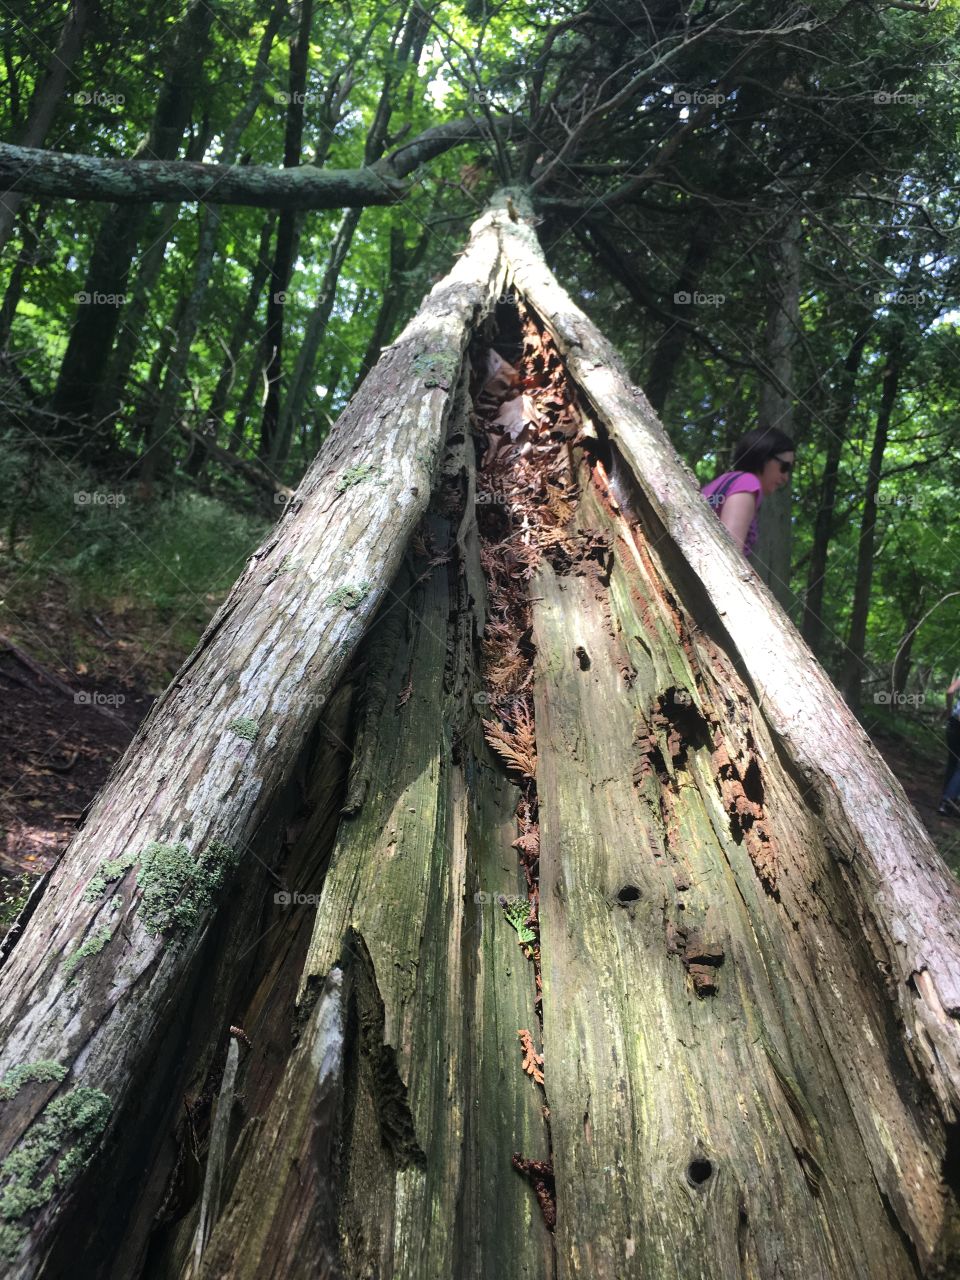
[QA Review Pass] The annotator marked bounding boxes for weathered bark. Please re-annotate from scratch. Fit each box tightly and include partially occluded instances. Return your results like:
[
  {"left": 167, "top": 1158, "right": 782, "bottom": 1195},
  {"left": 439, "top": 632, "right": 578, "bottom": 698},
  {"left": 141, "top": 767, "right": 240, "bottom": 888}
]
[
  {"left": 496, "top": 200, "right": 960, "bottom": 1274},
  {"left": 0, "top": 142, "right": 409, "bottom": 212},
  {"left": 752, "top": 210, "right": 801, "bottom": 608},
  {"left": 0, "top": 120, "right": 522, "bottom": 212},
  {"left": 0, "top": 0, "right": 98, "bottom": 255},
  {"left": 3, "top": 194, "right": 960, "bottom": 1280}
]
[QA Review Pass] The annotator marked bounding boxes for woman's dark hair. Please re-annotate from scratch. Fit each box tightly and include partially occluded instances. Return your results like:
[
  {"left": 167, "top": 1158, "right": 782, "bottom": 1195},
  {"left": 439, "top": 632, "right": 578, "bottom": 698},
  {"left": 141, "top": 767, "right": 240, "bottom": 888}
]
[{"left": 731, "top": 427, "right": 795, "bottom": 476}]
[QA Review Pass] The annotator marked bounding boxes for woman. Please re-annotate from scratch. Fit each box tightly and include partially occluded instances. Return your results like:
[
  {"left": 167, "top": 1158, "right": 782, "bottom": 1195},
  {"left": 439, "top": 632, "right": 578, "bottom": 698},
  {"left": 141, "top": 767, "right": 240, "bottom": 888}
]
[{"left": 701, "top": 427, "right": 796, "bottom": 558}]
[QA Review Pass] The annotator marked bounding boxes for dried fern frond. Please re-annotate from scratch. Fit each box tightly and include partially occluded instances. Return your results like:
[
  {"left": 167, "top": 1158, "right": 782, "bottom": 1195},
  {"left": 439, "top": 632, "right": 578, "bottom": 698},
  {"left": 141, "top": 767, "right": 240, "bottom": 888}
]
[
  {"left": 483, "top": 701, "right": 536, "bottom": 780},
  {"left": 512, "top": 824, "right": 540, "bottom": 858},
  {"left": 518, "top": 1028, "right": 545, "bottom": 1085}
]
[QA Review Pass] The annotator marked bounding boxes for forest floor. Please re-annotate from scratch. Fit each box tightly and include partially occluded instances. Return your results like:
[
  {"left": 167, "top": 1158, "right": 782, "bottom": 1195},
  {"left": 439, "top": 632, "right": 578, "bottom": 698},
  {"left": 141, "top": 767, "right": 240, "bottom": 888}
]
[
  {"left": 0, "top": 568, "right": 211, "bottom": 916},
  {"left": 1, "top": 575, "right": 957, "bottom": 923}
]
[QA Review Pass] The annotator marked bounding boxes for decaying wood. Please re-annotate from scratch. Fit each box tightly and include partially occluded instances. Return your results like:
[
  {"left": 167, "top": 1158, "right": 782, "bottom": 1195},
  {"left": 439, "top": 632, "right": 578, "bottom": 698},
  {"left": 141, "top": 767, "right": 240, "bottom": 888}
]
[{"left": 2, "top": 191, "right": 960, "bottom": 1280}]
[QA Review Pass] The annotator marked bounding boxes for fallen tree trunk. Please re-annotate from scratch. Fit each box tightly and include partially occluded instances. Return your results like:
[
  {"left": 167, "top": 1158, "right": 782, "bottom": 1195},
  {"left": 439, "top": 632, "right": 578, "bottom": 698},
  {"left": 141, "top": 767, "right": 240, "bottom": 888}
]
[{"left": 1, "top": 193, "right": 959, "bottom": 1279}]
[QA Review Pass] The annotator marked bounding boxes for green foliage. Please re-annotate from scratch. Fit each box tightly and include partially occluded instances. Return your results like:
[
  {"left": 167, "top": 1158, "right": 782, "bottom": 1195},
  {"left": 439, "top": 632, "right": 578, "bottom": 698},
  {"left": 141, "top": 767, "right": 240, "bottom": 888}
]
[
  {"left": 499, "top": 895, "right": 536, "bottom": 957},
  {"left": 0, "top": 436, "right": 268, "bottom": 619},
  {"left": 0, "top": 873, "right": 34, "bottom": 934}
]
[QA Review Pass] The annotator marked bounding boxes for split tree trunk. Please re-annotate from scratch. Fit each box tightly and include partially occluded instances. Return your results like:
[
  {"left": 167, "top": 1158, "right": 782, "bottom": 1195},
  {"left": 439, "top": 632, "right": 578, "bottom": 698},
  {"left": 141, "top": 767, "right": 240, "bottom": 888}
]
[{"left": 2, "top": 194, "right": 960, "bottom": 1280}]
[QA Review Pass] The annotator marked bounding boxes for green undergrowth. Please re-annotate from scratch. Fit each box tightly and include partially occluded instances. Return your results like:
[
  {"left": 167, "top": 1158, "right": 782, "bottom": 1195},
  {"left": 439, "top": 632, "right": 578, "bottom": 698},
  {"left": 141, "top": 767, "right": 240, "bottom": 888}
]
[
  {"left": 0, "top": 874, "right": 33, "bottom": 935},
  {"left": 0, "top": 432, "right": 269, "bottom": 656}
]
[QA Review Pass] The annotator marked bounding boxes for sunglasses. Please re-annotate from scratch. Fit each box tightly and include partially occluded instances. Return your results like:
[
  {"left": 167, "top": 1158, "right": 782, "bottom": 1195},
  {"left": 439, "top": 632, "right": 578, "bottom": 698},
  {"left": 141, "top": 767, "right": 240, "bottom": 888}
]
[{"left": 771, "top": 455, "right": 794, "bottom": 475}]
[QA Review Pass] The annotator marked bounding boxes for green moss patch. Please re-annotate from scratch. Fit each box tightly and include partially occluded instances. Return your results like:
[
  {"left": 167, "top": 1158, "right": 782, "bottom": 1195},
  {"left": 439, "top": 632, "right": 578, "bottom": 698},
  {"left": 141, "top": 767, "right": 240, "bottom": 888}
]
[
  {"left": 62, "top": 926, "right": 113, "bottom": 981},
  {"left": 227, "top": 716, "right": 259, "bottom": 742},
  {"left": 83, "top": 840, "right": 239, "bottom": 940},
  {"left": 0, "top": 1062, "right": 67, "bottom": 1103},
  {"left": 412, "top": 350, "right": 460, "bottom": 389},
  {"left": 135, "top": 839, "right": 240, "bottom": 936},
  {"left": 0, "top": 1086, "right": 112, "bottom": 1259},
  {"left": 335, "top": 463, "right": 379, "bottom": 493},
  {"left": 83, "top": 851, "right": 136, "bottom": 902},
  {"left": 326, "top": 583, "right": 370, "bottom": 609}
]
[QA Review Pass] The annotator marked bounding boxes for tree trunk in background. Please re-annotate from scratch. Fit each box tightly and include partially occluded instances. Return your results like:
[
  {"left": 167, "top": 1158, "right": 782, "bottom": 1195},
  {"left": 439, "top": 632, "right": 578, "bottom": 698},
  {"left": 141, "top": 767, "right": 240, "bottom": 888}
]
[
  {"left": 257, "top": 0, "right": 314, "bottom": 461},
  {"left": 189, "top": 212, "right": 277, "bottom": 476},
  {"left": 49, "top": 0, "right": 215, "bottom": 428},
  {"left": 91, "top": 125, "right": 216, "bottom": 431},
  {"left": 270, "top": 205, "right": 364, "bottom": 466},
  {"left": 350, "top": 224, "right": 431, "bottom": 397},
  {"left": 0, "top": 207, "right": 47, "bottom": 349},
  {"left": 2, "top": 196, "right": 960, "bottom": 1280},
  {"left": 0, "top": 0, "right": 98, "bottom": 256},
  {"left": 644, "top": 211, "right": 719, "bottom": 415},
  {"left": 801, "top": 322, "right": 871, "bottom": 653},
  {"left": 89, "top": 202, "right": 186, "bottom": 427},
  {"left": 893, "top": 593, "right": 925, "bottom": 700},
  {"left": 752, "top": 210, "right": 801, "bottom": 609},
  {"left": 268, "top": 1, "right": 427, "bottom": 467},
  {"left": 141, "top": 0, "right": 289, "bottom": 483},
  {"left": 842, "top": 334, "right": 903, "bottom": 714}
]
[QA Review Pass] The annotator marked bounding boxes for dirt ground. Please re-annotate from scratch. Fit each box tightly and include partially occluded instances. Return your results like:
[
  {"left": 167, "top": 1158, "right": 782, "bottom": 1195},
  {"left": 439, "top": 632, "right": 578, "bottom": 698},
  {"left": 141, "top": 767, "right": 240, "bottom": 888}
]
[{"left": 0, "top": 577, "right": 203, "bottom": 889}]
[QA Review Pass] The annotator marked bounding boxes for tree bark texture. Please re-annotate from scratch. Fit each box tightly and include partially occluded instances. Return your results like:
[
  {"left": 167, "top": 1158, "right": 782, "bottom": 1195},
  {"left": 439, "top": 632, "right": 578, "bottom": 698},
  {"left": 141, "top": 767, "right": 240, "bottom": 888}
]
[
  {"left": 1, "top": 194, "right": 959, "bottom": 1280},
  {"left": 0, "top": 119, "right": 521, "bottom": 214}
]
